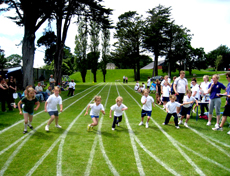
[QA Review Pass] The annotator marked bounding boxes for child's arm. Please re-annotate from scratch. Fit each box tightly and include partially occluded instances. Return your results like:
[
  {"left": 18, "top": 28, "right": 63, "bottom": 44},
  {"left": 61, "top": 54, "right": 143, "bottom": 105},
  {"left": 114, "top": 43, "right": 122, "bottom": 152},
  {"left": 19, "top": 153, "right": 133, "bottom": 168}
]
[
  {"left": 18, "top": 100, "right": 23, "bottom": 115},
  {"left": 60, "top": 104, "right": 63, "bottom": 112},
  {"left": 152, "top": 102, "right": 155, "bottom": 107},
  {"left": 122, "top": 107, "right": 128, "bottom": 111},
  {"left": 183, "top": 101, "right": 194, "bottom": 105},
  {"left": 101, "top": 110, "right": 105, "bottom": 115},
  {"left": 109, "top": 109, "right": 112, "bottom": 118},
  {"left": 44, "top": 101, "right": 48, "bottom": 112},
  {"left": 84, "top": 105, "right": 90, "bottom": 116},
  {"left": 34, "top": 101, "right": 40, "bottom": 111}
]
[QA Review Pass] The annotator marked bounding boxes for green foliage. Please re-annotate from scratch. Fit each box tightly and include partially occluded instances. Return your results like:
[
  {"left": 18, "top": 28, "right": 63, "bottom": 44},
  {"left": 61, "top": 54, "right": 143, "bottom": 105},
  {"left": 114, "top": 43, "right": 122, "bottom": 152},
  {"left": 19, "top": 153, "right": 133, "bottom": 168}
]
[
  {"left": 215, "top": 55, "right": 223, "bottom": 73},
  {"left": 6, "top": 54, "right": 22, "bottom": 68},
  {"left": 0, "top": 49, "right": 7, "bottom": 71}
]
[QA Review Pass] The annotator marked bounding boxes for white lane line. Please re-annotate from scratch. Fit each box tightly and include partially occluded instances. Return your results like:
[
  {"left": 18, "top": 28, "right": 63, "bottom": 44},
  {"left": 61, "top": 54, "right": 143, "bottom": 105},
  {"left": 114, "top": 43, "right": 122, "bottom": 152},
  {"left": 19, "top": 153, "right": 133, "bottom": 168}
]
[
  {"left": 176, "top": 141, "right": 230, "bottom": 173},
  {"left": 27, "top": 84, "right": 107, "bottom": 176},
  {"left": 0, "top": 85, "right": 103, "bottom": 176},
  {"left": 85, "top": 84, "right": 119, "bottom": 176},
  {"left": 126, "top": 85, "right": 230, "bottom": 172},
  {"left": 0, "top": 84, "right": 100, "bottom": 135},
  {"left": 121, "top": 84, "right": 205, "bottom": 176},
  {"left": 115, "top": 84, "right": 145, "bottom": 176},
  {"left": 206, "top": 136, "right": 230, "bottom": 148}
]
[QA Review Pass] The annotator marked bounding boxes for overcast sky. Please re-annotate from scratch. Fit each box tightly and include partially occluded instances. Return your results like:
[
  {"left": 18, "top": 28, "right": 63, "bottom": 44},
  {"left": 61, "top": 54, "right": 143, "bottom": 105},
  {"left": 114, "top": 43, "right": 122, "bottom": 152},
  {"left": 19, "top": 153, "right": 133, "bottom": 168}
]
[{"left": 0, "top": 0, "right": 230, "bottom": 68}]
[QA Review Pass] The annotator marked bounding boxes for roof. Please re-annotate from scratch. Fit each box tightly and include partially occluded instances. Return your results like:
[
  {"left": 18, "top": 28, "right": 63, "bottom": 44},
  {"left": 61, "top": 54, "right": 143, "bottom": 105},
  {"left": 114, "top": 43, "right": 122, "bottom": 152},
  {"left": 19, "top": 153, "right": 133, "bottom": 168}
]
[{"left": 141, "top": 60, "right": 165, "bottom": 69}]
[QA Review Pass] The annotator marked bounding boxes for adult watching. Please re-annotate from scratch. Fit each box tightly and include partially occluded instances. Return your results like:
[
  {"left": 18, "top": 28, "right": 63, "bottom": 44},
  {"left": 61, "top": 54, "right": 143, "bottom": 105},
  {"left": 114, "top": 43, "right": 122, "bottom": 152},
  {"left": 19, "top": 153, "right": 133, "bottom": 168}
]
[
  {"left": 199, "top": 75, "right": 210, "bottom": 116},
  {"left": 49, "top": 74, "right": 56, "bottom": 90},
  {"left": 207, "top": 74, "right": 226, "bottom": 127},
  {"left": 173, "top": 70, "right": 188, "bottom": 116}
]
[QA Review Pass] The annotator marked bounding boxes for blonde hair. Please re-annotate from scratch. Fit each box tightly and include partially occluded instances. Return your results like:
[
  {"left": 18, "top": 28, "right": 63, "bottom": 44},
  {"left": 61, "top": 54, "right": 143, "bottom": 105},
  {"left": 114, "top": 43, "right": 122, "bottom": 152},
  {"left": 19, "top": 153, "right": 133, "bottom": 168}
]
[
  {"left": 26, "top": 87, "right": 36, "bottom": 99},
  {"left": 94, "top": 95, "right": 101, "bottom": 102},
  {"left": 142, "top": 89, "right": 149, "bottom": 95},
  {"left": 116, "top": 96, "right": 123, "bottom": 102},
  {"left": 203, "top": 75, "right": 209, "bottom": 81},
  {"left": 213, "top": 74, "right": 219, "bottom": 80},
  {"left": 164, "top": 75, "right": 169, "bottom": 79},
  {"left": 52, "top": 86, "right": 61, "bottom": 93},
  {"left": 186, "top": 89, "right": 192, "bottom": 94},
  {"left": 169, "top": 94, "right": 177, "bottom": 100}
]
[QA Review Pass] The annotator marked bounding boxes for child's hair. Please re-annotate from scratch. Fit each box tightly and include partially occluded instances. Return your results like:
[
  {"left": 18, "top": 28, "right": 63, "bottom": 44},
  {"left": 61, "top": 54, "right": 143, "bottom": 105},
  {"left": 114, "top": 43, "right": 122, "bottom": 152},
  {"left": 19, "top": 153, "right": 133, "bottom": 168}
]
[
  {"left": 116, "top": 96, "right": 123, "bottom": 102},
  {"left": 192, "top": 77, "right": 197, "bottom": 82},
  {"left": 142, "top": 82, "right": 144, "bottom": 84},
  {"left": 26, "top": 87, "right": 36, "bottom": 99},
  {"left": 203, "top": 75, "right": 209, "bottom": 81},
  {"left": 148, "top": 76, "right": 150, "bottom": 79},
  {"left": 173, "top": 76, "right": 177, "bottom": 79},
  {"left": 169, "top": 94, "right": 177, "bottom": 100},
  {"left": 186, "top": 89, "right": 192, "bottom": 94},
  {"left": 52, "top": 86, "right": 61, "bottom": 93},
  {"left": 94, "top": 95, "right": 101, "bottom": 102},
  {"left": 142, "top": 89, "right": 149, "bottom": 95}
]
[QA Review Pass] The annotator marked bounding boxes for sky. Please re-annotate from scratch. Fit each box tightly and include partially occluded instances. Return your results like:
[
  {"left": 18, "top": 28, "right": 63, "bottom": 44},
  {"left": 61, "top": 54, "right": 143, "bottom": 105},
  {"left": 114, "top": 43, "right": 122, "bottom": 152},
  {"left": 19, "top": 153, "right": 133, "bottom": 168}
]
[{"left": 0, "top": 0, "right": 230, "bottom": 68}]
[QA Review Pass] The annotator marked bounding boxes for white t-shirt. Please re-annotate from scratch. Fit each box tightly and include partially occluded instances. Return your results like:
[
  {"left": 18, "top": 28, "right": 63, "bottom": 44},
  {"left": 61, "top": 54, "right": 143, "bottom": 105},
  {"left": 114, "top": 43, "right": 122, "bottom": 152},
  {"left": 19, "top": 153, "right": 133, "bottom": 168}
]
[
  {"left": 174, "top": 77, "right": 188, "bottom": 93},
  {"left": 183, "top": 95, "right": 196, "bottom": 108},
  {"left": 166, "top": 101, "right": 181, "bottom": 113},
  {"left": 110, "top": 103, "right": 127, "bottom": 116},
  {"left": 161, "top": 78, "right": 171, "bottom": 86},
  {"left": 142, "top": 84, "right": 145, "bottom": 89},
  {"left": 49, "top": 78, "right": 55, "bottom": 83},
  {"left": 134, "top": 85, "right": 139, "bottom": 91},
  {"left": 141, "top": 95, "right": 154, "bottom": 111},
  {"left": 147, "top": 79, "right": 151, "bottom": 86},
  {"left": 162, "top": 85, "right": 171, "bottom": 97},
  {"left": 69, "top": 82, "right": 73, "bottom": 88},
  {"left": 136, "top": 82, "right": 139, "bottom": 87},
  {"left": 191, "top": 84, "right": 200, "bottom": 99},
  {"left": 46, "top": 94, "right": 62, "bottom": 112},
  {"left": 35, "top": 85, "right": 43, "bottom": 92},
  {"left": 72, "top": 82, "right": 76, "bottom": 90},
  {"left": 89, "top": 103, "right": 104, "bottom": 116},
  {"left": 200, "top": 82, "right": 210, "bottom": 94}
]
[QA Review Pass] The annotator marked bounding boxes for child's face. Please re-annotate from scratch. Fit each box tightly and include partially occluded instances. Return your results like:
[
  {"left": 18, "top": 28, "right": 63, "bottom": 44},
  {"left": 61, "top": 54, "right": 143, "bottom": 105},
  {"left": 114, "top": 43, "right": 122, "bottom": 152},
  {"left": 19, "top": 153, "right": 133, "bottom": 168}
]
[
  {"left": 95, "top": 99, "right": 101, "bottom": 105},
  {"left": 117, "top": 100, "right": 122, "bottom": 106},
  {"left": 28, "top": 91, "right": 35, "bottom": 98},
  {"left": 144, "top": 92, "right": 149, "bottom": 97},
  {"left": 170, "top": 98, "right": 176, "bottom": 102},
  {"left": 187, "top": 92, "right": 191, "bottom": 97},
  {"left": 54, "top": 89, "right": 59, "bottom": 95}
]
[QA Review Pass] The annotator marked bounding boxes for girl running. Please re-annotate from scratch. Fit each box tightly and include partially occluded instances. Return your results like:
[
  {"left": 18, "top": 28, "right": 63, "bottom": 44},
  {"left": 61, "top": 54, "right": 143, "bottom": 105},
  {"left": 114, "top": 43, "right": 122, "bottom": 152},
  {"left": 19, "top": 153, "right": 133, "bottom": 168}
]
[
  {"left": 45, "top": 86, "right": 63, "bottom": 132},
  {"left": 84, "top": 95, "right": 105, "bottom": 131},
  {"left": 18, "top": 87, "right": 40, "bottom": 134},
  {"left": 109, "top": 96, "right": 128, "bottom": 130},
  {"left": 139, "top": 89, "right": 155, "bottom": 128}
]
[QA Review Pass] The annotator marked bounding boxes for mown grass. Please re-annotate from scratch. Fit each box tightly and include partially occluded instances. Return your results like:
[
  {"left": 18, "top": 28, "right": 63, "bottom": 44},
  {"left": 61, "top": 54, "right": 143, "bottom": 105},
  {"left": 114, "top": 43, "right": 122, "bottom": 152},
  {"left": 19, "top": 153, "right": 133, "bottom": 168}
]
[
  {"left": 0, "top": 81, "right": 230, "bottom": 176},
  {"left": 69, "top": 69, "right": 226, "bottom": 83}
]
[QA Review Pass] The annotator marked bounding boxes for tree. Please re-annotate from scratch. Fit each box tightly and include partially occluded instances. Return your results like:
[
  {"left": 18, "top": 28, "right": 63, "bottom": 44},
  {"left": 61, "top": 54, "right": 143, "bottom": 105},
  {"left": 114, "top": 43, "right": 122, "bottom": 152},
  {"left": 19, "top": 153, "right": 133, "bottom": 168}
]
[
  {"left": 101, "top": 27, "right": 110, "bottom": 82},
  {"left": 75, "top": 20, "right": 88, "bottom": 83},
  {"left": 89, "top": 20, "right": 100, "bottom": 82},
  {"left": 0, "top": 0, "right": 55, "bottom": 87},
  {"left": 0, "top": 49, "right": 7, "bottom": 72},
  {"left": 114, "top": 11, "right": 145, "bottom": 80},
  {"left": 143, "top": 5, "right": 172, "bottom": 76},
  {"left": 6, "top": 54, "right": 22, "bottom": 68},
  {"left": 215, "top": 55, "right": 222, "bottom": 72}
]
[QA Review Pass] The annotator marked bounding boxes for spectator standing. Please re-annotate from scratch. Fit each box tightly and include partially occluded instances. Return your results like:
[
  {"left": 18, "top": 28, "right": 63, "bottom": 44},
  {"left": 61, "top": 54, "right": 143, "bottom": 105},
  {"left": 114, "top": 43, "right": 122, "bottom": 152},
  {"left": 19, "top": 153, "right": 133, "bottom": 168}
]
[
  {"left": 123, "top": 76, "right": 126, "bottom": 83},
  {"left": 0, "top": 78, "right": 13, "bottom": 112},
  {"left": 199, "top": 75, "right": 210, "bottom": 116},
  {"left": 49, "top": 74, "right": 56, "bottom": 90},
  {"left": 173, "top": 70, "right": 188, "bottom": 116},
  {"left": 8, "top": 76, "right": 17, "bottom": 105},
  {"left": 67, "top": 80, "right": 74, "bottom": 96},
  {"left": 207, "top": 74, "right": 226, "bottom": 127},
  {"left": 126, "top": 77, "right": 128, "bottom": 83},
  {"left": 39, "top": 74, "right": 45, "bottom": 87}
]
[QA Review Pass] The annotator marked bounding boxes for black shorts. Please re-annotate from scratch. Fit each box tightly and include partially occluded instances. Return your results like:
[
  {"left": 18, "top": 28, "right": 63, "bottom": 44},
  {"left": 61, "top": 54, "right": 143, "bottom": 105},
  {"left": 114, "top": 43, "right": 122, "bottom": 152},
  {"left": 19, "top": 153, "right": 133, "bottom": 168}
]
[
  {"left": 162, "top": 97, "right": 169, "bottom": 102},
  {"left": 223, "top": 105, "right": 230, "bottom": 116},
  {"left": 180, "top": 106, "right": 191, "bottom": 116},
  {"left": 48, "top": 111, "right": 59, "bottom": 116},
  {"left": 176, "top": 93, "right": 185, "bottom": 103}
]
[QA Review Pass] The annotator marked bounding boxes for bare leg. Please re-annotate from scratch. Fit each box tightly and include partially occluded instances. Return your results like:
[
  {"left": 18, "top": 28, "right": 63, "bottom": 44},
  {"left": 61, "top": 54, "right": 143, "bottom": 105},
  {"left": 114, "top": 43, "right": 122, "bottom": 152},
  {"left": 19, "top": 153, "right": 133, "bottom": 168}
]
[
  {"left": 55, "top": 116, "right": 59, "bottom": 125},
  {"left": 47, "top": 115, "right": 55, "bottom": 125},
  {"left": 220, "top": 116, "right": 227, "bottom": 128}
]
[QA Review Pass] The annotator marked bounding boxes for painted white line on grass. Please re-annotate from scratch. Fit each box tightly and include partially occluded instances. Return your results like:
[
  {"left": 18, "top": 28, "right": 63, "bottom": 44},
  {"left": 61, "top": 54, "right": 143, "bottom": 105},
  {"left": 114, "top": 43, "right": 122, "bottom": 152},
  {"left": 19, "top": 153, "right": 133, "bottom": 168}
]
[
  {"left": 115, "top": 84, "right": 145, "bottom": 176},
  {"left": 121, "top": 84, "right": 205, "bottom": 176},
  {"left": 0, "top": 84, "right": 101, "bottom": 156},
  {"left": 0, "top": 84, "right": 100, "bottom": 135},
  {"left": 26, "top": 84, "right": 107, "bottom": 176},
  {"left": 0, "top": 85, "right": 103, "bottom": 176},
  {"left": 206, "top": 136, "right": 230, "bottom": 148},
  {"left": 176, "top": 141, "right": 230, "bottom": 173}
]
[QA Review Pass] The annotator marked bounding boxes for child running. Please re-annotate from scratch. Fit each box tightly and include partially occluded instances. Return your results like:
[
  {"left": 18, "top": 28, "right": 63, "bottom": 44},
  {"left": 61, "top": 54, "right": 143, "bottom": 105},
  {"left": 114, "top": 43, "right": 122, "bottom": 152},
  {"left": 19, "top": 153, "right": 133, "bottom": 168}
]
[
  {"left": 139, "top": 89, "right": 155, "bottom": 128},
  {"left": 18, "top": 87, "right": 40, "bottom": 134},
  {"left": 45, "top": 86, "right": 63, "bottom": 132},
  {"left": 178, "top": 90, "right": 197, "bottom": 127},
  {"left": 162, "top": 95, "right": 182, "bottom": 129},
  {"left": 109, "top": 96, "right": 128, "bottom": 130},
  {"left": 84, "top": 95, "right": 105, "bottom": 131}
]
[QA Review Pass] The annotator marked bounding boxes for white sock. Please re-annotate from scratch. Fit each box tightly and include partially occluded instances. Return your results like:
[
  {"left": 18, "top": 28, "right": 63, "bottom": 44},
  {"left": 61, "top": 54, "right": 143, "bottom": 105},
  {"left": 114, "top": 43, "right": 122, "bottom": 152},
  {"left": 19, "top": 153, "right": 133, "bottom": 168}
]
[{"left": 24, "top": 124, "right": 27, "bottom": 131}]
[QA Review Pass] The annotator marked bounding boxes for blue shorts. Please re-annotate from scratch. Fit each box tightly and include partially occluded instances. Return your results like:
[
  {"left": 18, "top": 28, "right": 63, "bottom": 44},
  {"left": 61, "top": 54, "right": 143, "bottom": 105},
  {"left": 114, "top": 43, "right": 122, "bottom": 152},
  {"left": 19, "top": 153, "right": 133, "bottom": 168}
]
[
  {"left": 180, "top": 106, "right": 191, "bottom": 116},
  {"left": 162, "top": 97, "right": 169, "bottom": 102},
  {"left": 141, "top": 109, "right": 152, "bottom": 117},
  {"left": 176, "top": 93, "right": 185, "bottom": 103},
  {"left": 91, "top": 115, "right": 99, "bottom": 118},
  {"left": 23, "top": 110, "right": 34, "bottom": 115},
  {"left": 48, "top": 111, "right": 59, "bottom": 116}
]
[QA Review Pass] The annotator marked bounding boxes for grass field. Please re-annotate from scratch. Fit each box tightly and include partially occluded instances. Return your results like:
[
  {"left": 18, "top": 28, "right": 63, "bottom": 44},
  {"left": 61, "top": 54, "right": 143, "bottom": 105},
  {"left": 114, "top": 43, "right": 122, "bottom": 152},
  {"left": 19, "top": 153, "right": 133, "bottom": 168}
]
[
  {"left": 69, "top": 69, "right": 226, "bottom": 83},
  {"left": 1, "top": 77, "right": 230, "bottom": 175}
]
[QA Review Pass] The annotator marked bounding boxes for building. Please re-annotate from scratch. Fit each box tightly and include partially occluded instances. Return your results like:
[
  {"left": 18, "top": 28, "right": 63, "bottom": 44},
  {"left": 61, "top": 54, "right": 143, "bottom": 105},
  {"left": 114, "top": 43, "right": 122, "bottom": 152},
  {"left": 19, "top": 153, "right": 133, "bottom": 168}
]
[
  {"left": 106, "top": 63, "right": 116, "bottom": 69},
  {"left": 141, "top": 60, "right": 165, "bottom": 70}
]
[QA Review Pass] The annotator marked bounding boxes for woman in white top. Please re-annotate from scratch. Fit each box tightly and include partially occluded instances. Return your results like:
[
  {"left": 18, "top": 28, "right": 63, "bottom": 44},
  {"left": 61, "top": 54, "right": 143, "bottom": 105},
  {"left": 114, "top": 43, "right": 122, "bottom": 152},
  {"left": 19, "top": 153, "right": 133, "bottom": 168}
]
[
  {"left": 191, "top": 78, "right": 200, "bottom": 113},
  {"left": 199, "top": 75, "right": 210, "bottom": 116}
]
